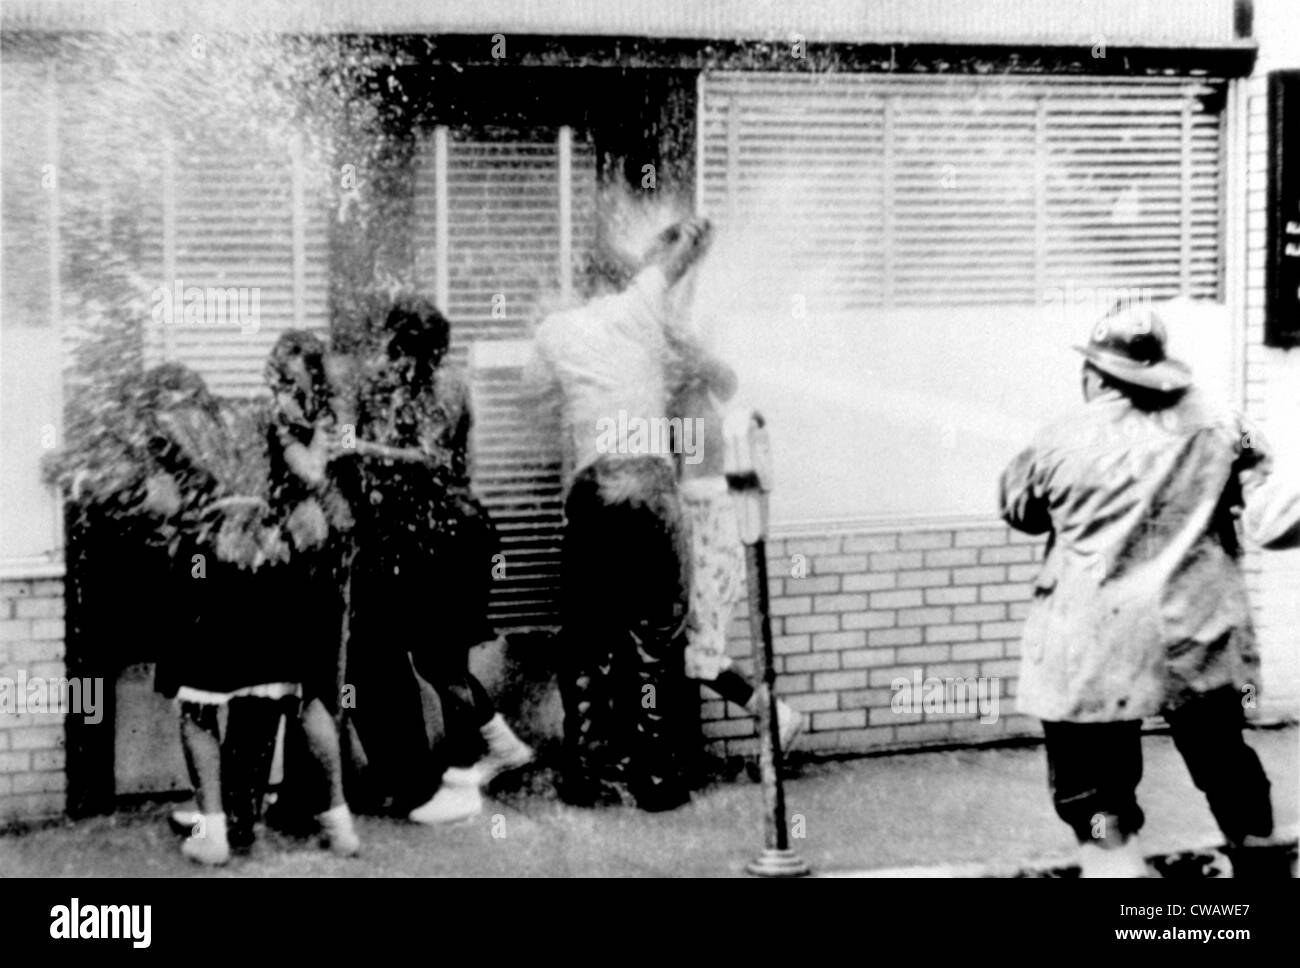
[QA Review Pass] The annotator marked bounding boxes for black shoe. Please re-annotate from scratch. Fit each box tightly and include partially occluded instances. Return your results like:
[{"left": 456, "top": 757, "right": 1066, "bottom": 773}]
[
  {"left": 631, "top": 777, "right": 691, "bottom": 813},
  {"left": 1226, "top": 843, "right": 1295, "bottom": 879},
  {"left": 263, "top": 798, "right": 313, "bottom": 837},
  {"left": 556, "top": 773, "right": 623, "bottom": 808},
  {"left": 226, "top": 821, "right": 257, "bottom": 853}
]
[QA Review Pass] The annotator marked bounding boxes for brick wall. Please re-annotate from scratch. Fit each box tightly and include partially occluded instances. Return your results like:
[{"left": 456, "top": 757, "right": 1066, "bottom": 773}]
[
  {"left": 1243, "top": 70, "right": 1300, "bottom": 715},
  {"left": 699, "top": 66, "right": 1300, "bottom": 759},
  {"left": 701, "top": 523, "right": 1045, "bottom": 757},
  {"left": 0, "top": 577, "right": 69, "bottom": 825}
]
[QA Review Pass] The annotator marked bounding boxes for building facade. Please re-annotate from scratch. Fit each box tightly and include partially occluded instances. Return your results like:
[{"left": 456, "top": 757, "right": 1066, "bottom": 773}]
[{"left": 1, "top": 0, "right": 1296, "bottom": 823}]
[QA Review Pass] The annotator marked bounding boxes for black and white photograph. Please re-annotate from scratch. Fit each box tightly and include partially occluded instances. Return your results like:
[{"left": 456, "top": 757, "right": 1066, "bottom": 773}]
[{"left": 1, "top": 0, "right": 1297, "bottom": 922}]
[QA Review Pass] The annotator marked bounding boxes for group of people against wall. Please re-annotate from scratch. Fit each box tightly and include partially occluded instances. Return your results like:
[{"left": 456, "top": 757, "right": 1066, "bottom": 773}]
[
  {"left": 107, "top": 298, "right": 533, "bottom": 865},
  {"left": 49, "top": 203, "right": 1300, "bottom": 876},
  {"left": 76, "top": 214, "right": 801, "bottom": 866}
]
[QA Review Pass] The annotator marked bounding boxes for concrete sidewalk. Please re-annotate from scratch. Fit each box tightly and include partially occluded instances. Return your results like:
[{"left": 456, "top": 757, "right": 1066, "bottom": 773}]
[{"left": 1, "top": 726, "right": 1295, "bottom": 877}]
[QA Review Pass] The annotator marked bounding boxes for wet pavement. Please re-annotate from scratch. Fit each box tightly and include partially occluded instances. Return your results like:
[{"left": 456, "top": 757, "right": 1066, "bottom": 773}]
[{"left": 1, "top": 726, "right": 1295, "bottom": 878}]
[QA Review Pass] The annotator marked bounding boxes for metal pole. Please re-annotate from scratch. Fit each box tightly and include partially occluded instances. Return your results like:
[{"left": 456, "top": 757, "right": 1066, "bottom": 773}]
[{"left": 724, "top": 411, "right": 810, "bottom": 878}]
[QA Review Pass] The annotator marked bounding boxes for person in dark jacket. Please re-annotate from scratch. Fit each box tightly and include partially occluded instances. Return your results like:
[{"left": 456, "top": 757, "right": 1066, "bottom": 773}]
[
  {"left": 347, "top": 297, "right": 532, "bottom": 824},
  {"left": 263, "top": 330, "right": 361, "bottom": 856}
]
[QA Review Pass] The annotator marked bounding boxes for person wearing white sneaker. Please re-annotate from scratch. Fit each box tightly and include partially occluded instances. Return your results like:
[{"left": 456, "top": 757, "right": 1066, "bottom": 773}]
[
  {"left": 1075, "top": 812, "right": 1149, "bottom": 878},
  {"left": 266, "top": 331, "right": 363, "bottom": 857},
  {"left": 181, "top": 810, "right": 231, "bottom": 868},
  {"left": 399, "top": 501, "right": 534, "bottom": 828},
  {"left": 138, "top": 363, "right": 305, "bottom": 865},
  {"left": 346, "top": 303, "right": 535, "bottom": 827},
  {"left": 316, "top": 801, "right": 361, "bottom": 855},
  {"left": 407, "top": 690, "right": 536, "bottom": 826},
  {"left": 407, "top": 715, "right": 536, "bottom": 825},
  {"left": 475, "top": 713, "right": 536, "bottom": 783},
  {"left": 176, "top": 702, "right": 231, "bottom": 867},
  {"left": 1078, "top": 841, "right": 1149, "bottom": 879},
  {"left": 409, "top": 767, "right": 485, "bottom": 825},
  {"left": 672, "top": 331, "right": 805, "bottom": 754}
]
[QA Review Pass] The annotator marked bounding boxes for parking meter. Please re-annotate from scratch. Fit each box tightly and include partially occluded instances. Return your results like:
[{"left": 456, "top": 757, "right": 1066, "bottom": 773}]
[{"left": 723, "top": 408, "right": 809, "bottom": 877}]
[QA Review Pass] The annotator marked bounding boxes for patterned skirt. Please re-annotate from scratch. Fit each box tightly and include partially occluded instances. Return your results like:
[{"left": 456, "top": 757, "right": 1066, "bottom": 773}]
[{"left": 680, "top": 476, "right": 746, "bottom": 681}]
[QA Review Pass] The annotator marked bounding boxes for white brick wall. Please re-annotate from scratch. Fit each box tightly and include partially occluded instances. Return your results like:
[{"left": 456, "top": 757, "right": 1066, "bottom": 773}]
[
  {"left": 1242, "top": 2, "right": 1300, "bottom": 712},
  {"left": 0, "top": 578, "right": 68, "bottom": 825},
  {"left": 701, "top": 525, "right": 1044, "bottom": 759}
]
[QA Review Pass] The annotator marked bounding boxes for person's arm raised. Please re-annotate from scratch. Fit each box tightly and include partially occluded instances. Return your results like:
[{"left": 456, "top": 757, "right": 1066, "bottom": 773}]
[{"left": 645, "top": 218, "right": 713, "bottom": 288}]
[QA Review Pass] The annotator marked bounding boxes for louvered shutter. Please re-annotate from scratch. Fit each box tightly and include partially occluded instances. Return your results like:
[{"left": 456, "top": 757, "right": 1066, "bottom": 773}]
[
  {"left": 1042, "top": 83, "right": 1223, "bottom": 299},
  {"left": 468, "top": 340, "right": 566, "bottom": 626},
  {"left": 701, "top": 73, "right": 1224, "bottom": 307},
  {"left": 2, "top": 56, "right": 56, "bottom": 329},
  {"left": 52, "top": 69, "right": 166, "bottom": 391},
  {"left": 145, "top": 132, "right": 331, "bottom": 398},
  {"left": 698, "top": 72, "right": 1227, "bottom": 525},
  {"left": 413, "top": 127, "right": 595, "bottom": 626},
  {"left": 1, "top": 55, "right": 65, "bottom": 564},
  {"left": 699, "top": 77, "right": 889, "bottom": 312}
]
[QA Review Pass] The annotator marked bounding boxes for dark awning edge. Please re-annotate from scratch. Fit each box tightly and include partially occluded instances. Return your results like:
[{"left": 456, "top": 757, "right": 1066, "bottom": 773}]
[
  {"left": 0, "top": 32, "right": 1261, "bottom": 80},
  {"left": 0, "top": 0, "right": 1252, "bottom": 49}
]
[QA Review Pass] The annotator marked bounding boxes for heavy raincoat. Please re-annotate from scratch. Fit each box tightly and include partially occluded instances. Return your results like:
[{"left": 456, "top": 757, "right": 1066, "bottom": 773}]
[{"left": 999, "top": 386, "right": 1271, "bottom": 723}]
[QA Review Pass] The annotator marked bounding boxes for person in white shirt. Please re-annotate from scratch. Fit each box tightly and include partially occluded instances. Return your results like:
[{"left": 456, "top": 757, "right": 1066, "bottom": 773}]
[{"left": 527, "top": 217, "right": 711, "bottom": 811}]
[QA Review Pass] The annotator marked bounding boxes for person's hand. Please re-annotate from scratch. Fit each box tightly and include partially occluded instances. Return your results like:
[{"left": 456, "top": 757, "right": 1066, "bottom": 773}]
[
  {"left": 678, "top": 217, "right": 712, "bottom": 253},
  {"left": 285, "top": 440, "right": 327, "bottom": 487},
  {"left": 287, "top": 498, "right": 330, "bottom": 551},
  {"left": 314, "top": 425, "right": 346, "bottom": 461},
  {"left": 661, "top": 218, "right": 713, "bottom": 284},
  {"left": 142, "top": 472, "right": 183, "bottom": 518},
  {"left": 646, "top": 217, "right": 713, "bottom": 285}
]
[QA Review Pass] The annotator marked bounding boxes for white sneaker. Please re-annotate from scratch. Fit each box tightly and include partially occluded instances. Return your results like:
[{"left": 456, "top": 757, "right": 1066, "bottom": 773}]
[
  {"left": 408, "top": 768, "right": 484, "bottom": 825},
  {"left": 181, "top": 813, "right": 231, "bottom": 867},
  {"left": 776, "top": 700, "right": 806, "bottom": 751},
  {"left": 1079, "top": 840, "right": 1147, "bottom": 878},
  {"left": 169, "top": 807, "right": 202, "bottom": 836},
  {"left": 472, "top": 714, "right": 535, "bottom": 785},
  {"left": 317, "top": 803, "right": 361, "bottom": 857},
  {"left": 745, "top": 695, "right": 806, "bottom": 752}
]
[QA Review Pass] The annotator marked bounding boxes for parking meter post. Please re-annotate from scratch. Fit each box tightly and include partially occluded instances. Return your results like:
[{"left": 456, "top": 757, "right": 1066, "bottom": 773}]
[{"left": 724, "top": 410, "right": 810, "bottom": 879}]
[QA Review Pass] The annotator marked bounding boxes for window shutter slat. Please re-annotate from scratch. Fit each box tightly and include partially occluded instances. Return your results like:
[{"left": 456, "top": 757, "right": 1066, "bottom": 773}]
[
  {"left": 701, "top": 73, "right": 1224, "bottom": 307},
  {"left": 144, "top": 133, "right": 330, "bottom": 398},
  {"left": 414, "top": 130, "right": 596, "bottom": 626}
]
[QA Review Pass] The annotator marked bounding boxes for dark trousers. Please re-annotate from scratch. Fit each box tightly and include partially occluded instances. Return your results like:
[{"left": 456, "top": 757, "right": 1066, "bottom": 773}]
[
  {"left": 344, "top": 493, "right": 500, "bottom": 812},
  {"left": 1042, "top": 686, "right": 1274, "bottom": 846},
  {"left": 558, "top": 457, "right": 691, "bottom": 810},
  {"left": 220, "top": 697, "right": 291, "bottom": 848},
  {"left": 411, "top": 647, "right": 496, "bottom": 771},
  {"left": 409, "top": 494, "right": 500, "bottom": 773}
]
